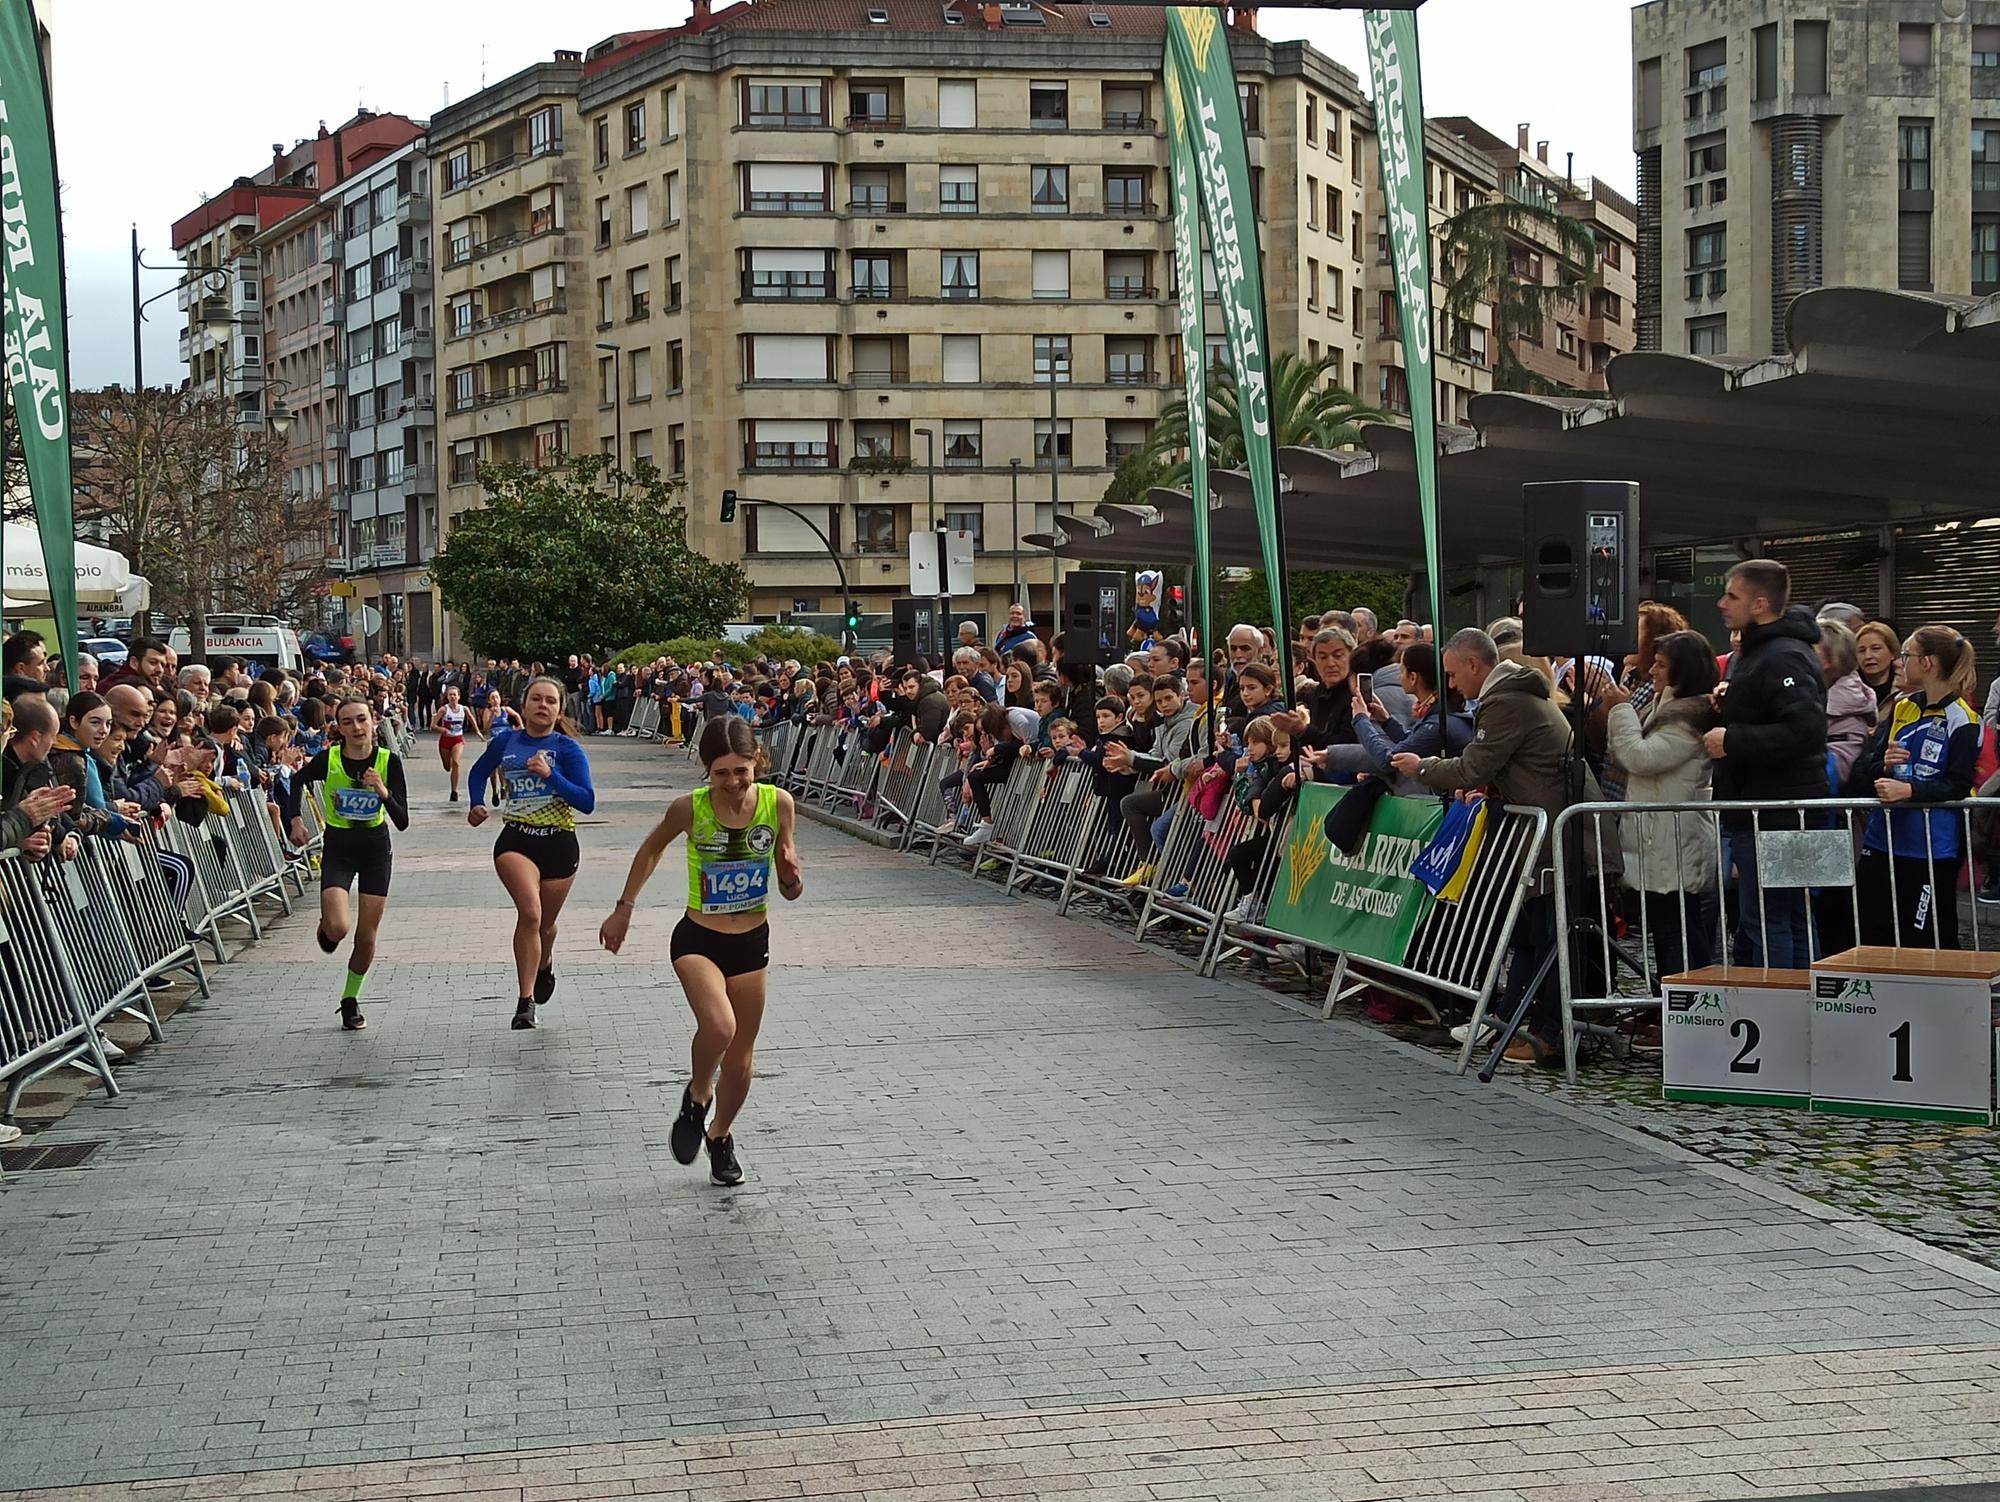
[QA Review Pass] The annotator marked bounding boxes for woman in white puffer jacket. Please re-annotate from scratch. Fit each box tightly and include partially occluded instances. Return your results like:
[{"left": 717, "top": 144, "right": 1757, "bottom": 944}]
[{"left": 1598, "top": 631, "right": 1723, "bottom": 978}]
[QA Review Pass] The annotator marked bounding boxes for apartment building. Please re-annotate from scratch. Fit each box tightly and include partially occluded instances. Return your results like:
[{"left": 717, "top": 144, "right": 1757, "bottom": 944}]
[
  {"left": 326, "top": 142, "right": 441, "bottom": 657},
  {"left": 1633, "top": 0, "right": 2000, "bottom": 358},
  {"left": 1432, "top": 118, "right": 1639, "bottom": 393},
  {"left": 424, "top": 0, "right": 1474, "bottom": 635}
]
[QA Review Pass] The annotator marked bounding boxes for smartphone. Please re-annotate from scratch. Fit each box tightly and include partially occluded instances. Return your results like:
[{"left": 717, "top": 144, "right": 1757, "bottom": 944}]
[{"left": 1356, "top": 671, "right": 1374, "bottom": 701}]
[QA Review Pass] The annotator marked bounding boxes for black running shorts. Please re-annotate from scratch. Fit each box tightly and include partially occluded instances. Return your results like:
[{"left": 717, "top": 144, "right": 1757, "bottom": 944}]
[
  {"left": 494, "top": 822, "right": 581, "bottom": 880},
  {"left": 670, "top": 915, "right": 770, "bottom": 978},
  {"left": 321, "top": 827, "right": 393, "bottom": 898}
]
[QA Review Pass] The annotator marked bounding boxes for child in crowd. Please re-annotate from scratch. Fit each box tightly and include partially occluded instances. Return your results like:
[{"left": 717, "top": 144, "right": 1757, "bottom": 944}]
[
  {"left": 1123, "top": 673, "right": 1157, "bottom": 753},
  {"left": 1043, "top": 717, "right": 1078, "bottom": 766},
  {"left": 1078, "top": 696, "right": 1136, "bottom": 873},
  {"left": 1031, "top": 680, "right": 1064, "bottom": 753},
  {"left": 961, "top": 705, "right": 1026, "bottom": 847},
  {"left": 1224, "top": 716, "right": 1301, "bottom": 925}
]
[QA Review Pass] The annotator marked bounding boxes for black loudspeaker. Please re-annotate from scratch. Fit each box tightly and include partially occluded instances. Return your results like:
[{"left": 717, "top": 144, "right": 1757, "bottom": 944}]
[
  {"left": 891, "top": 598, "right": 938, "bottom": 665},
  {"left": 1521, "top": 480, "right": 1640, "bottom": 660},
  {"left": 1061, "top": 571, "right": 1125, "bottom": 668}
]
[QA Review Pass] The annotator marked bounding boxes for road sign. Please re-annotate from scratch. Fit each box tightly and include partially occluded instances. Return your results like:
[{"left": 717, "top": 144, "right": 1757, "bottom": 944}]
[
  {"left": 328, "top": 581, "right": 357, "bottom": 597},
  {"left": 358, "top": 605, "right": 383, "bottom": 637},
  {"left": 910, "top": 530, "right": 977, "bottom": 598}
]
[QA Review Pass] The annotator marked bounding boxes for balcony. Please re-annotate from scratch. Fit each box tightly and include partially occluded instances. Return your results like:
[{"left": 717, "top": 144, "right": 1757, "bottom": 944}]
[
  {"left": 1107, "top": 199, "right": 1159, "bottom": 218},
  {"left": 451, "top": 376, "right": 568, "bottom": 415},
  {"left": 1106, "top": 366, "right": 1156, "bottom": 387},
  {"left": 321, "top": 239, "right": 343, "bottom": 265},
  {"left": 397, "top": 259, "right": 434, "bottom": 292},
  {"left": 321, "top": 294, "right": 341, "bottom": 325},
  {"left": 740, "top": 270, "right": 832, "bottom": 301},
  {"left": 406, "top": 463, "right": 438, "bottom": 494},
  {"left": 844, "top": 112, "right": 905, "bottom": 130},
  {"left": 405, "top": 327, "right": 435, "bottom": 358},
  {"left": 1103, "top": 112, "right": 1156, "bottom": 131},
  {"left": 848, "top": 196, "right": 907, "bottom": 215},
  {"left": 396, "top": 191, "right": 430, "bottom": 226},
  {"left": 462, "top": 298, "right": 567, "bottom": 340},
  {"left": 849, "top": 366, "right": 908, "bottom": 386},
  {"left": 322, "top": 361, "right": 346, "bottom": 390},
  {"left": 1106, "top": 440, "right": 1146, "bottom": 461},
  {"left": 400, "top": 394, "right": 437, "bottom": 420},
  {"left": 850, "top": 282, "right": 908, "bottom": 302},
  {"left": 744, "top": 443, "right": 837, "bottom": 470},
  {"left": 328, "top": 424, "right": 349, "bottom": 451},
  {"left": 1106, "top": 277, "right": 1157, "bottom": 300}
]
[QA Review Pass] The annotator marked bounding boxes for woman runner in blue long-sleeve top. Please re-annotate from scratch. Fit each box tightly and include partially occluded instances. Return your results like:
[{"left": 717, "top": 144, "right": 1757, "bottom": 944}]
[{"left": 467, "top": 676, "right": 595, "bottom": 1029}]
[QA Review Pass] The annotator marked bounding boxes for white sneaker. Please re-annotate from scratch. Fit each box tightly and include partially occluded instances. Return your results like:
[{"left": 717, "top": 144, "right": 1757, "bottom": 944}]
[
  {"left": 1450, "top": 1018, "right": 1502, "bottom": 1046},
  {"left": 963, "top": 821, "right": 995, "bottom": 847},
  {"left": 0, "top": 1121, "right": 21, "bottom": 1145},
  {"left": 1275, "top": 942, "right": 1311, "bottom": 964},
  {"left": 96, "top": 1032, "right": 126, "bottom": 1062},
  {"left": 1227, "top": 896, "right": 1261, "bottom": 923}
]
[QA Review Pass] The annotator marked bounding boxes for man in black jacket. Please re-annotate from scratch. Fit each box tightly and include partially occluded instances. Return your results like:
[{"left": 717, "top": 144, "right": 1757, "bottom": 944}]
[{"left": 1705, "top": 559, "right": 1827, "bottom": 967}]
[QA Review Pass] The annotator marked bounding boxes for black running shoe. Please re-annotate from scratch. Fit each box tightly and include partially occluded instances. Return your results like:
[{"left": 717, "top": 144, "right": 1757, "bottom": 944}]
[
  {"left": 534, "top": 966, "right": 556, "bottom": 1005},
  {"left": 706, "top": 1133, "right": 743, "bottom": 1187},
  {"left": 450, "top": 790, "right": 460, "bottom": 803},
  {"left": 511, "top": 998, "right": 537, "bottom": 1030},
  {"left": 340, "top": 999, "right": 366, "bottom": 1031},
  {"left": 670, "top": 1087, "right": 708, "bottom": 1165}
]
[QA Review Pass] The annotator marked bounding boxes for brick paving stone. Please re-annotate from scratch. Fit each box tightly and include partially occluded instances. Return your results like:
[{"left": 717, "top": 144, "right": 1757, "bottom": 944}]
[{"left": 4, "top": 739, "right": 2000, "bottom": 1498}]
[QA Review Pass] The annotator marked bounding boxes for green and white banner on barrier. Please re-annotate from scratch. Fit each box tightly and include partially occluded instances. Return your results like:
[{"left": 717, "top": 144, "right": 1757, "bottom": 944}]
[
  {"left": 1163, "top": 6, "right": 1291, "bottom": 687},
  {"left": 1266, "top": 784, "right": 1443, "bottom": 965},
  {"left": 1164, "top": 63, "right": 1213, "bottom": 690},
  {"left": 1363, "top": 9, "right": 1443, "bottom": 631}
]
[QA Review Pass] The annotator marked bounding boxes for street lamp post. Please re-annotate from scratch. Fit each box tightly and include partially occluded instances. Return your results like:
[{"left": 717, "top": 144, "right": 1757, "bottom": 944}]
[
  {"left": 1047, "top": 350, "right": 1068, "bottom": 626},
  {"left": 1008, "top": 457, "right": 1022, "bottom": 608},
  {"left": 914, "top": 426, "right": 946, "bottom": 668},
  {"left": 595, "top": 341, "right": 624, "bottom": 495}
]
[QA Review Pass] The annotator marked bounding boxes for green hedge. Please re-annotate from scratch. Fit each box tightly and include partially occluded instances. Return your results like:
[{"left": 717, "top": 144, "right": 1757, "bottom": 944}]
[{"left": 614, "top": 626, "right": 846, "bottom": 672}]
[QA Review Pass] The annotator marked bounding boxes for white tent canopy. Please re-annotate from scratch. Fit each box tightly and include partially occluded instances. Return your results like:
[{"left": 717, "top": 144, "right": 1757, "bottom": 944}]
[{"left": 3, "top": 524, "right": 142, "bottom": 608}]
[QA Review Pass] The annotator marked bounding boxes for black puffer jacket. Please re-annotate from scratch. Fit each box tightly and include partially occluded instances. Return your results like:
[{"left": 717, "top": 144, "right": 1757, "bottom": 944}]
[{"left": 1715, "top": 605, "right": 1828, "bottom": 821}]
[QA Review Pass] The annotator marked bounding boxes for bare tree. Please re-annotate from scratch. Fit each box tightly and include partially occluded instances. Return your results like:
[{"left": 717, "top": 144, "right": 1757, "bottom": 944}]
[{"left": 72, "top": 387, "right": 334, "bottom": 659}]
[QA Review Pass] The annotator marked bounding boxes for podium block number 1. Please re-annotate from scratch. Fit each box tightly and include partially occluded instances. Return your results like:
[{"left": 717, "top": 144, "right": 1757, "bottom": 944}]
[{"left": 1808, "top": 971, "right": 1994, "bottom": 1125}]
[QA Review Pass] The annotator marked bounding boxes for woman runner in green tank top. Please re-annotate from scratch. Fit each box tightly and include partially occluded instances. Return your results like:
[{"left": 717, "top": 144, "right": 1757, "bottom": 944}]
[{"left": 598, "top": 715, "right": 801, "bottom": 1186}]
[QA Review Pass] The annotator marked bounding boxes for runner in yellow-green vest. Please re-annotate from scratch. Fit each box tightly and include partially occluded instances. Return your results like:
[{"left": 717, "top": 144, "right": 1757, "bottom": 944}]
[
  {"left": 285, "top": 696, "right": 410, "bottom": 1031},
  {"left": 598, "top": 715, "right": 801, "bottom": 1187}
]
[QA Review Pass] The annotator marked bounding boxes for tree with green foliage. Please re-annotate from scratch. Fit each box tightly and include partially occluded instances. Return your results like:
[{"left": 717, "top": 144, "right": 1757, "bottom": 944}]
[
  {"left": 1143, "top": 350, "right": 1386, "bottom": 487},
  {"left": 1440, "top": 195, "right": 1600, "bottom": 396},
  {"left": 431, "top": 455, "right": 747, "bottom": 662},
  {"left": 1218, "top": 568, "right": 1408, "bottom": 635},
  {"left": 1098, "top": 449, "right": 1168, "bottom": 510}
]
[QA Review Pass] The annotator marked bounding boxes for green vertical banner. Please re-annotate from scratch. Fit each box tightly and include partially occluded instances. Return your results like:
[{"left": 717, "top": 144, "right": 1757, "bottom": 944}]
[
  {"left": 1163, "top": 6, "right": 1291, "bottom": 690},
  {"left": 1163, "top": 65, "right": 1212, "bottom": 696},
  {"left": 1364, "top": 10, "right": 1442, "bottom": 630},
  {"left": 0, "top": 0, "right": 79, "bottom": 678}
]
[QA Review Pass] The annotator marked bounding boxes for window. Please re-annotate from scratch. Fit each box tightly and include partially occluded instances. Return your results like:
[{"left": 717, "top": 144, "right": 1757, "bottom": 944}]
[
  {"left": 1105, "top": 170, "right": 1149, "bottom": 214},
  {"left": 939, "top": 79, "right": 977, "bottom": 129},
  {"left": 669, "top": 424, "right": 686, "bottom": 475},
  {"left": 626, "top": 183, "right": 650, "bottom": 236},
  {"left": 1306, "top": 256, "right": 1320, "bottom": 309},
  {"left": 1106, "top": 336, "right": 1149, "bottom": 384},
  {"left": 667, "top": 341, "right": 683, "bottom": 391},
  {"left": 1557, "top": 326, "right": 1577, "bottom": 358},
  {"left": 443, "top": 148, "right": 471, "bottom": 191},
  {"left": 940, "top": 164, "right": 978, "bottom": 213},
  {"left": 855, "top": 505, "right": 896, "bottom": 553},
  {"left": 347, "top": 327, "right": 374, "bottom": 365},
  {"left": 1978, "top": 27, "right": 2000, "bottom": 71},
  {"left": 848, "top": 82, "right": 895, "bottom": 126},
  {"left": 662, "top": 87, "right": 681, "bottom": 139},
  {"left": 1103, "top": 83, "right": 1147, "bottom": 130},
  {"left": 593, "top": 117, "right": 611, "bottom": 167},
  {"left": 941, "top": 251, "right": 979, "bottom": 299},
  {"left": 1686, "top": 37, "right": 1725, "bottom": 117},
  {"left": 665, "top": 255, "right": 683, "bottom": 310},
  {"left": 375, "top": 315, "right": 400, "bottom": 356},
  {"left": 664, "top": 172, "right": 682, "bottom": 225},
  {"left": 746, "top": 80, "right": 824, "bottom": 127},
  {"left": 1306, "top": 97, "right": 1318, "bottom": 145},
  {"left": 1975, "top": 126, "right": 2000, "bottom": 194},
  {"left": 941, "top": 334, "right": 980, "bottom": 383},
  {"left": 745, "top": 162, "right": 827, "bottom": 212},
  {"left": 1688, "top": 136, "right": 1725, "bottom": 176},
  {"left": 1754, "top": 24, "right": 1777, "bottom": 102},
  {"left": 749, "top": 419, "right": 834, "bottom": 469},
  {"left": 746, "top": 333, "right": 831, "bottom": 382},
  {"left": 1327, "top": 265, "right": 1343, "bottom": 313},
  {"left": 1034, "top": 334, "right": 1071, "bottom": 383},
  {"left": 346, "top": 264, "right": 372, "bottom": 303},
  {"left": 597, "top": 354, "right": 615, "bottom": 407},
  {"left": 1029, "top": 82, "right": 1068, "bottom": 128},
  {"left": 942, "top": 420, "right": 981, "bottom": 468},
  {"left": 1106, "top": 252, "right": 1150, "bottom": 300},
  {"left": 628, "top": 349, "right": 653, "bottom": 401},
  {"left": 1236, "top": 82, "right": 1260, "bottom": 133},
  {"left": 1974, "top": 217, "right": 2000, "bottom": 294},
  {"left": 850, "top": 168, "right": 896, "bottom": 212},
  {"left": 746, "top": 503, "right": 837, "bottom": 554},
  {"left": 1795, "top": 21, "right": 1829, "bottom": 93},
  {"left": 630, "top": 429, "right": 653, "bottom": 465},
  {"left": 1899, "top": 212, "right": 1932, "bottom": 291},
  {"left": 1899, "top": 120, "right": 1932, "bottom": 191},
  {"left": 853, "top": 253, "right": 893, "bottom": 299},
  {"left": 450, "top": 440, "right": 478, "bottom": 485},
  {"left": 450, "top": 294, "right": 476, "bottom": 336},
  {"left": 944, "top": 509, "right": 984, "bottom": 550},
  {"left": 596, "top": 275, "right": 613, "bottom": 327},
  {"left": 745, "top": 248, "right": 830, "bottom": 300},
  {"left": 628, "top": 265, "right": 650, "bottom": 321},
  {"left": 853, "top": 421, "right": 901, "bottom": 461},
  {"left": 450, "top": 367, "right": 476, "bottom": 413},
  {"left": 1380, "top": 366, "right": 1409, "bottom": 414},
  {"left": 1687, "top": 315, "right": 1727, "bottom": 356},
  {"left": 596, "top": 196, "right": 612, "bottom": 248},
  {"left": 1687, "top": 225, "right": 1726, "bottom": 270},
  {"left": 1031, "top": 250, "right": 1069, "bottom": 300},
  {"left": 850, "top": 335, "right": 903, "bottom": 384},
  {"left": 1034, "top": 418, "right": 1072, "bottom": 468},
  {"left": 1377, "top": 290, "right": 1400, "bottom": 338},
  {"left": 625, "top": 101, "right": 647, "bottom": 153},
  {"left": 1899, "top": 23, "right": 1933, "bottom": 67},
  {"left": 1031, "top": 165, "right": 1069, "bottom": 213}
]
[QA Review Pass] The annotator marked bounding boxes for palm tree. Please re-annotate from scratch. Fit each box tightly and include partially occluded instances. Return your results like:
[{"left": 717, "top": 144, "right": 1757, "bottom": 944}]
[
  {"left": 1439, "top": 194, "right": 1600, "bottom": 396},
  {"left": 1143, "top": 350, "right": 1386, "bottom": 487}
]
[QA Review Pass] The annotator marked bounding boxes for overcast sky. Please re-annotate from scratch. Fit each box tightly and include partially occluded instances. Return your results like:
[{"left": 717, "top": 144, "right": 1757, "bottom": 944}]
[{"left": 53, "top": 0, "right": 1634, "bottom": 391}]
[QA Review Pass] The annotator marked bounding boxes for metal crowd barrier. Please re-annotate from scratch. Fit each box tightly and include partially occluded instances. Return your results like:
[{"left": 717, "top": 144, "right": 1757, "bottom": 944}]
[
  {"left": 1552, "top": 795, "right": 1994, "bottom": 1080},
  {"left": 626, "top": 696, "right": 663, "bottom": 740},
  {"left": 0, "top": 851, "right": 117, "bottom": 1117}
]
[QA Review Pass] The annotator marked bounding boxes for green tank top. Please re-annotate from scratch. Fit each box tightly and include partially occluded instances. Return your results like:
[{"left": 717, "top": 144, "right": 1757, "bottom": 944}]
[
  {"left": 687, "top": 783, "right": 779, "bottom": 915},
  {"left": 321, "top": 747, "right": 391, "bottom": 830}
]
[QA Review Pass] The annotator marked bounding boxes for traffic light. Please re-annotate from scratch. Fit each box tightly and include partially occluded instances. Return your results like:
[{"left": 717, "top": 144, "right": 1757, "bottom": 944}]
[
  {"left": 844, "top": 600, "right": 862, "bottom": 633},
  {"left": 720, "top": 488, "right": 738, "bottom": 524}
]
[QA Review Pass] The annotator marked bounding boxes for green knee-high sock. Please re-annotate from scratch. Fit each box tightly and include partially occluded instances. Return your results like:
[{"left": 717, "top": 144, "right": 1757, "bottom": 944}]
[{"left": 342, "top": 969, "right": 366, "bottom": 1002}]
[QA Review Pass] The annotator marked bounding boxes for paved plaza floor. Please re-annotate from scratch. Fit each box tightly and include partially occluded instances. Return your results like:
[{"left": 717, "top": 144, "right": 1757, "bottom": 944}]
[{"left": 2, "top": 737, "right": 1998, "bottom": 1501}]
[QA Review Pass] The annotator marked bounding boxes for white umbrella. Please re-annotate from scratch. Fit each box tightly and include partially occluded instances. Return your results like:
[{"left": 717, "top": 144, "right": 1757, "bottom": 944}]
[{"left": 2, "top": 524, "right": 135, "bottom": 607}]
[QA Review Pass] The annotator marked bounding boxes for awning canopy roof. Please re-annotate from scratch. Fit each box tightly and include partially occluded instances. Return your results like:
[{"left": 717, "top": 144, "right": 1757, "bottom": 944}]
[{"left": 1031, "top": 287, "right": 2000, "bottom": 571}]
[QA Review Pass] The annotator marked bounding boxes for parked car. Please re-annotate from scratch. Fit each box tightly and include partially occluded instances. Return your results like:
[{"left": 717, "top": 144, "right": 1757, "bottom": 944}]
[{"left": 81, "top": 636, "right": 129, "bottom": 668}]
